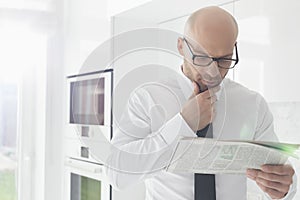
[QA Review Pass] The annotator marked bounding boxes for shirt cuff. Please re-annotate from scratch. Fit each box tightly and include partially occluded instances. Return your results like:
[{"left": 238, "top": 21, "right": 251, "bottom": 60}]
[{"left": 160, "top": 113, "right": 196, "bottom": 145}]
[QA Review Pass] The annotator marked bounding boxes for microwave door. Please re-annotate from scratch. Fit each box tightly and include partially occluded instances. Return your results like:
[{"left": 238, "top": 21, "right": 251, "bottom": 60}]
[
  {"left": 70, "top": 78, "right": 105, "bottom": 125},
  {"left": 68, "top": 71, "right": 112, "bottom": 127}
]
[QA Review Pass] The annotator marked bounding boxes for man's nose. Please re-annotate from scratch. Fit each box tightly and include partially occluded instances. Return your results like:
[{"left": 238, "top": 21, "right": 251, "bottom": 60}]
[{"left": 200, "top": 62, "right": 221, "bottom": 80}]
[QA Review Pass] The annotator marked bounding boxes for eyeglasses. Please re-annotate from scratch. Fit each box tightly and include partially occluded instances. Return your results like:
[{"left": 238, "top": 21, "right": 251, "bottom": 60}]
[{"left": 183, "top": 37, "right": 239, "bottom": 69}]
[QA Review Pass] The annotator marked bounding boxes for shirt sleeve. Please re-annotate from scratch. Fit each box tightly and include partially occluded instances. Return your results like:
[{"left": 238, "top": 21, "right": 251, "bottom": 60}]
[
  {"left": 104, "top": 89, "right": 195, "bottom": 190},
  {"left": 254, "top": 94, "right": 297, "bottom": 199}
]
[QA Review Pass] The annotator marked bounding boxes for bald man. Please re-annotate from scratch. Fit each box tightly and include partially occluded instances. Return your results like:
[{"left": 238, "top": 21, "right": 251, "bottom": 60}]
[
  {"left": 106, "top": 6, "right": 297, "bottom": 200},
  {"left": 178, "top": 6, "right": 296, "bottom": 200}
]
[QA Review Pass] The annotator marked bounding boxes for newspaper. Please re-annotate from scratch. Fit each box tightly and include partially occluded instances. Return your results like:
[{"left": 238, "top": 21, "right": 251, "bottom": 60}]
[{"left": 166, "top": 137, "right": 300, "bottom": 174}]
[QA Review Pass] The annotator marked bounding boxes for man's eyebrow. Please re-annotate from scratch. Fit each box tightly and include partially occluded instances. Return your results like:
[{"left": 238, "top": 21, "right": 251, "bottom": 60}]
[
  {"left": 193, "top": 49, "right": 208, "bottom": 56},
  {"left": 194, "top": 48, "right": 233, "bottom": 58},
  {"left": 220, "top": 53, "right": 233, "bottom": 58}
]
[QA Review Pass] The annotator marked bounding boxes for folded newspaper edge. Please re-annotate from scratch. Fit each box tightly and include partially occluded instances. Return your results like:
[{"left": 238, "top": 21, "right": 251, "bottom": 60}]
[{"left": 166, "top": 137, "right": 300, "bottom": 174}]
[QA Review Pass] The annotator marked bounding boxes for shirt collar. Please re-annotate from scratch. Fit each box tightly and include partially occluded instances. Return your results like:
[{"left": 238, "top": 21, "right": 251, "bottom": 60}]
[{"left": 176, "top": 65, "right": 223, "bottom": 100}]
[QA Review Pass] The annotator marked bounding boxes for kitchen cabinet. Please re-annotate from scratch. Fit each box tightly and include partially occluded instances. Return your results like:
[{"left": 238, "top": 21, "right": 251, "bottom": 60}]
[
  {"left": 108, "top": 0, "right": 151, "bottom": 17},
  {"left": 64, "top": 0, "right": 111, "bottom": 76}
]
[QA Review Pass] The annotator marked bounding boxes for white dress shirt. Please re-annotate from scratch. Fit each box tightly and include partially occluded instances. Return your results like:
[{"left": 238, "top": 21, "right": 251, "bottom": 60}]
[{"left": 105, "top": 67, "right": 297, "bottom": 200}]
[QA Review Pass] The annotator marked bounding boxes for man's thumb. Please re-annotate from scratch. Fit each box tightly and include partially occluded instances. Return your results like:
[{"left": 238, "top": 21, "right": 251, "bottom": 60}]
[
  {"left": 193, "top": 82, "right": 200, "bottom": 95},
  {"left": 188, "top": 82, "right": 200, "bottom": 100}
]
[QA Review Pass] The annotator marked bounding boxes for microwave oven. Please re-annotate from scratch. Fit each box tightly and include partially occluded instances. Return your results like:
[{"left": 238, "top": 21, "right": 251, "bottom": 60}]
[{"left": 65, "top": 69, "right": 113, "bottom": 164}]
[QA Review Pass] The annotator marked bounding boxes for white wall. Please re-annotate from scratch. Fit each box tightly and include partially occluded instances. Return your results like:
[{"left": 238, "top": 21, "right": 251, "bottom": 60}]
[
  {"left": 270, "top": 102, "right": 300, "bottom": 199},
  {"left": 234, "top": 0, "right": 300, "bottom": 102}
]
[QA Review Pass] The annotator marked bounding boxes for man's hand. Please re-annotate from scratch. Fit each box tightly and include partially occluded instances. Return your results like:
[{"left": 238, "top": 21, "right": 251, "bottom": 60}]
[
  {"left": 246, "top": 164, "right": 295, "bottom": 199},
  {"left": 180, "top": 81, "right": 220, "bottom": 131}
]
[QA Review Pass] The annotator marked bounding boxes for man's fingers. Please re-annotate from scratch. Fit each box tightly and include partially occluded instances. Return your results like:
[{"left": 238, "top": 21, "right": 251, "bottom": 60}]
[
  {"left": 196, "top": 86, "right": 220, "bottom": 99},
  {"left": 247, "top": 169, "right": 292, "bottom": 185},
  {"left": 208, "top": 85, "right": 221, "bottom": 93},
  {"left": 256, "top": 182, "right": 286, "bottom": 199},
  {"left": 210, "top": 95, "right": 217, "bottom": 104},
  {"left": 188, "top": 82, "right": 201, "bottom": 100},
  {"left": 255, "top": 177, "right": 290, "bottom": 193},
  {"left": 247, "top": 165, "right": 294, "bottom": 199},
  {"left": 261, "top": 164, "right": 295, "bottom": 176}
]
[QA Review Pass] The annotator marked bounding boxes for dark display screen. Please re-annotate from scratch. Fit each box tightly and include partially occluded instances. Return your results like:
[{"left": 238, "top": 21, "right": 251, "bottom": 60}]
[{"left": 70, "top": 78, "right": 104, "bottom": 125}]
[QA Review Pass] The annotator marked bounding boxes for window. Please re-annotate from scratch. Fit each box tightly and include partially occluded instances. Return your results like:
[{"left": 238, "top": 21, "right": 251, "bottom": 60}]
[{"left": 0, "top": 83, "right": 18, "bottom": 200}]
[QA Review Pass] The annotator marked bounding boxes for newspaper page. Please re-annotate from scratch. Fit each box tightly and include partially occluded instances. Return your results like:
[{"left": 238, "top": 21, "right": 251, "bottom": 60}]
[{"left": 166, "top": 137, "right": 300, "bottom": 174}]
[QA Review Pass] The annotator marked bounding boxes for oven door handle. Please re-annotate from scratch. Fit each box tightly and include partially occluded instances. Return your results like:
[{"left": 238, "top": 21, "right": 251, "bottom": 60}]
[{"left": 65, "top": 158, "right": 103, "bottom": 174}]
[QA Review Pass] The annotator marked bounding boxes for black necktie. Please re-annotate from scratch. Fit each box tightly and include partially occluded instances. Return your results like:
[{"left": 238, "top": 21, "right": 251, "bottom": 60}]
[{"left": 194, "top": 124, "right": 216, "bottom": 200}]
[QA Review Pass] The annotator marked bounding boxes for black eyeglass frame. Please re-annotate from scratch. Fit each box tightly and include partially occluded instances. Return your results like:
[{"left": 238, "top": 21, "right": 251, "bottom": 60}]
[{"left": 183, "top": 37, "right": 239, "bottom": 69}]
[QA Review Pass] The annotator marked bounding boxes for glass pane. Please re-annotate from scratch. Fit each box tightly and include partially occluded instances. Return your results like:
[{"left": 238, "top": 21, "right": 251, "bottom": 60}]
[
  {"left": 70, "top": 78, "right": 105, "bottom": 125},
  {"left": 194, "top": 56, "right": 212, "bottom": 66},
  {"left": 218, "top": 60, "right": 233, "bottom": 69},
  {"left": 0, "top": 83, "right": 18, "bottom": 200},
  {"left": 71, "top": 173, "right": 101, "bottom": 200}
]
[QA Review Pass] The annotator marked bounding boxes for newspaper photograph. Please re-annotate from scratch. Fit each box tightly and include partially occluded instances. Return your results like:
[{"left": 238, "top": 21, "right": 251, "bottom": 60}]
[{"left": 166, "top": 137, "right": 300, "bottom": 174}]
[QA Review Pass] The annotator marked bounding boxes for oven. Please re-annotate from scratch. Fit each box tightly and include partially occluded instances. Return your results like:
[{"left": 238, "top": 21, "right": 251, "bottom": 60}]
[{"left": 64, "top": 157, "right": 111, "bottom": 200}]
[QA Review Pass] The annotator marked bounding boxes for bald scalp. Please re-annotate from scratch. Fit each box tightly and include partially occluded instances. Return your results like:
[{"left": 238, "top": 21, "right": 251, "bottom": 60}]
[{"left": 184, "top": 6, "right": 238, "bottom": 42}]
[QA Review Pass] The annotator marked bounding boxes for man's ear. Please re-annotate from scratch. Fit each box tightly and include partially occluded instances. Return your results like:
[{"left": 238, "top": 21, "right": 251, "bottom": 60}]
[{"left": 177, "top": 37, "right": 184, "bottom": 56}]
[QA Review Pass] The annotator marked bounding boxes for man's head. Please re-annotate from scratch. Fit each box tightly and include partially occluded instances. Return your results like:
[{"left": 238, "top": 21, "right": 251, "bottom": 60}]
[{"left": 177, "top": 6, "right": 239, "bottom": 91}]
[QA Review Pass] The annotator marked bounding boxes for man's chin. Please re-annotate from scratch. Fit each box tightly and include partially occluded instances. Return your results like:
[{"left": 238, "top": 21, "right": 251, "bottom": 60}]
[
  {"left": 197, "top": 80, "right": 222, "bottom": 91},
  {"left": 207, "top": 81, "right": 222, "bottom": 88}
]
